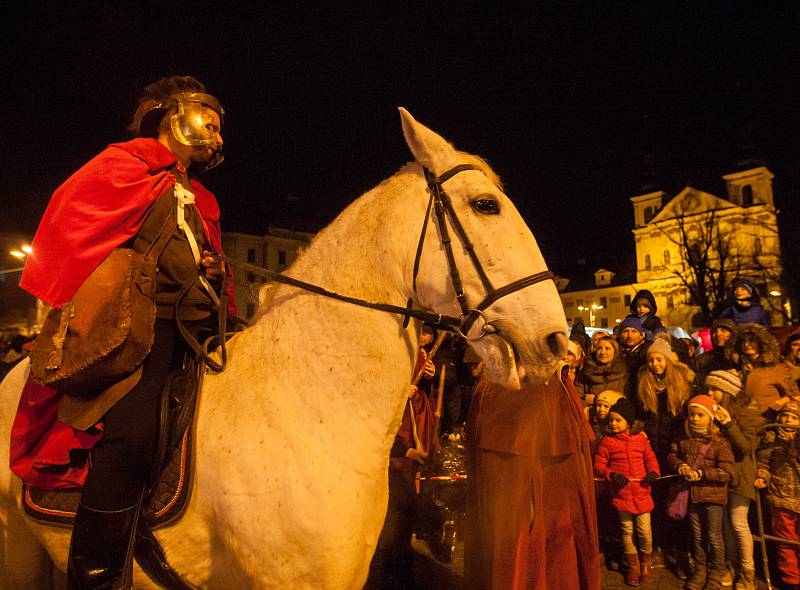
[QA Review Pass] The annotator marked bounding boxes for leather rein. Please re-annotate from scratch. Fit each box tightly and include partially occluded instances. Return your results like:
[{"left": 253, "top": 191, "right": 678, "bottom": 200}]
[{"left": 222, "top": 163, "right": 554, "bottom": 340}]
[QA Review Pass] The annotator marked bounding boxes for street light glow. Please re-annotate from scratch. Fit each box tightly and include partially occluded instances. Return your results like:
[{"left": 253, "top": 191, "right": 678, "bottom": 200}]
[
  {"left": 770, "top": 290, "right": 781, "bottom": 297},
  {"left": 21, "top": 245, "right": 32, "bottom": 254},
  {"left": 10, "top": 250, "right": 25, "bottom": 259}
]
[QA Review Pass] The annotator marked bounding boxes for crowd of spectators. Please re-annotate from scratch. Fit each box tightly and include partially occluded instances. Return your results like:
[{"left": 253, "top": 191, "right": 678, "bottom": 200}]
[{"left": 574, "top": 283, "right": 800, "bottom": 590}]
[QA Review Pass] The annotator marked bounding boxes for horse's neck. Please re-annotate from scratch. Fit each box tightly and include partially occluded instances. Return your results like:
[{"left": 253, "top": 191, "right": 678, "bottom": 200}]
[{"left": 223, "top": 169, "right": 424, "bottom": 457}]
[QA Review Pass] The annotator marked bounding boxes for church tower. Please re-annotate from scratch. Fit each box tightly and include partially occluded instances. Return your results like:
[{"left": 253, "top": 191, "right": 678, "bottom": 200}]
[{"left": 722, "top": 166, "right": 775, "bottom": 208}]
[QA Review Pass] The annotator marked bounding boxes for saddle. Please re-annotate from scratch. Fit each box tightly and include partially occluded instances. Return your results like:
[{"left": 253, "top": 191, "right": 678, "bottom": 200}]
[{"left": 22, "top": 354, "right": 204, "bottom": 590}]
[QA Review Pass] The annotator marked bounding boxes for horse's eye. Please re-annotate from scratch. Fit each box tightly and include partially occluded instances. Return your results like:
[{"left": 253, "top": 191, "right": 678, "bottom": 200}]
[{"left": 472, "top": 198, "right": 500, "bottom": 215}]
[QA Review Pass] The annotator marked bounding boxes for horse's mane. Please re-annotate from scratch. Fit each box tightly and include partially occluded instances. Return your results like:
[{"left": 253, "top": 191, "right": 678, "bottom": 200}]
[{"left": 248, "top": 149, "right": 502, "bottom": 323}]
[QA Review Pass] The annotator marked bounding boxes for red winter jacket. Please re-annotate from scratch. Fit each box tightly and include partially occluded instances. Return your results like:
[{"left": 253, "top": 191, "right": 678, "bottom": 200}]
[{"left": 594, "top": 431, "right": 660, "bottom": 514}]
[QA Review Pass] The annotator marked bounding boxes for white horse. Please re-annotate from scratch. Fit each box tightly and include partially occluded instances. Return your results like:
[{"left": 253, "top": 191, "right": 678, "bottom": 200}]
[{"left": 0, "top": 108, "right": 567, "bottom": 589}]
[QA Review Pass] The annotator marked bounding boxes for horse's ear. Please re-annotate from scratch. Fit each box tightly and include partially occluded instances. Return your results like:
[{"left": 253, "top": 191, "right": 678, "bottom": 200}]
[{"left": 398, "top": 107, "right": 456, "bottom": 172}]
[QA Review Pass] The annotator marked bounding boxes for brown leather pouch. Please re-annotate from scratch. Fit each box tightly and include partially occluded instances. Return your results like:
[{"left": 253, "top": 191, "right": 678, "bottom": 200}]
[{"left": 30, "top": 249, "right": 158, "bottom": 397}]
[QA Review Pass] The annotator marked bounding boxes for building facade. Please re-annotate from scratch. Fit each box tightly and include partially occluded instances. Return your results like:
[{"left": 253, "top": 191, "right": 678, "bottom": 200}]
[
  {"left": 222, "top": 226, "right": 314, "bottom": 321},
  {"left": 560, "top": 166, "right": 788, "bottom": 329}
]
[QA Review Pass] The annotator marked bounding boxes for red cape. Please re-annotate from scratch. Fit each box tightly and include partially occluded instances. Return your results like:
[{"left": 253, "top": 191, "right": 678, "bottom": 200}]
[{"left": 20, "top": 137, "right": 235, "bottom": 315}]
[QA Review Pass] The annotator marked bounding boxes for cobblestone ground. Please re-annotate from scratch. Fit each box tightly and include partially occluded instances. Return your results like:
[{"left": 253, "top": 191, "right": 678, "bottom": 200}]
[{"left": 404, "top": 539, "right": 774, "bottom": 590}]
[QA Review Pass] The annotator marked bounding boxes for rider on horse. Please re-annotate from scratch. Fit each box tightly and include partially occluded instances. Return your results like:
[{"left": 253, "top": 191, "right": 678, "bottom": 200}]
[{"left": 19, "top": 75, "right": 234, "bottom": 589}]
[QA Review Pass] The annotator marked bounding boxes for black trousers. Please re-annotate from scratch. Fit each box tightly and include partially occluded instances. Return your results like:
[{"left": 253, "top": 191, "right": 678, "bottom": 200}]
[{"left": 80, "top": 320, "right": 184, "bottom": 511}]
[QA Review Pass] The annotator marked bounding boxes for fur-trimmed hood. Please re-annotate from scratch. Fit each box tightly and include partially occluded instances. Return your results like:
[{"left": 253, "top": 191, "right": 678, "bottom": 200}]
[
  {"left": 630, "top": 289, "right": 657, "bottom": 315},
  {"left": 736, "top": 323, "right": 781, "bottom": 366}
]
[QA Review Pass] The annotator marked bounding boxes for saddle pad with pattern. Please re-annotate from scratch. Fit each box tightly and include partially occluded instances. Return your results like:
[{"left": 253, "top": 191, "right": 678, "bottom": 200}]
[{"left": 22, "top": 425, "right": 193, "bottom": 530}]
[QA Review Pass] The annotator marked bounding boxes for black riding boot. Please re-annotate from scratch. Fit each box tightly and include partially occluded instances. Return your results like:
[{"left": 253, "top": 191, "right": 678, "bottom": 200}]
[{"left": 67, "top": 500, "right": 141, "bottom": 590}]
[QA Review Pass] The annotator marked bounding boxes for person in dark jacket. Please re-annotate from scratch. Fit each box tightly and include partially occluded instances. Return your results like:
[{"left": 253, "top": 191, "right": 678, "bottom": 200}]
[
  {"left": 695, "top": 318, "right": 739, "bottom": 381},
  {"left": 619, "top": 316, "right": 651, "bottom": 400},
  {"left": 575, "top": 336, "right": 628, "bottom": 405},
  {"left": 571, "top": 318, "right": 592, "bottom": 355},
  {"left": 705, "top": 370, "right": 762, "bottom": 590},
  {"left": 718, "top": 278, "right": 770, "bottom": 327},
  {"left": 629, "top": 289, "right": 666, "bottom": 341},
  {"left": 667, "top": 395, "right": 735, "bottom": 590}
]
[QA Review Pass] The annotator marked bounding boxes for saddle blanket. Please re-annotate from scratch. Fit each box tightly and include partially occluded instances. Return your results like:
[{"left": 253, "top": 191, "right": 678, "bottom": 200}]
[{"left": 22, "top": 429, "right": 192, "bottom": 529}]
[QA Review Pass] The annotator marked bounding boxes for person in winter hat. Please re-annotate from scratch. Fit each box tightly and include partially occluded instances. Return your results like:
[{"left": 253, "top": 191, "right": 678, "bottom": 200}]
[
  {"left": 718, "top": 278, "right": 770, "bottom": 327},
  {"left": 594, "top": 397, "right": 660, "bottom": 586},
  {"left": 629, "top": 289, "right": 666, "bottom": 341},
  {"left": 735, "top": 323, "right": 800, "bottom": 415},
  {"left": 705, "top": 370, "right": 762, "bottom": 590},
  {"left": 783, "top": 328, "right": 800, "bottom": 369},
  {"left": 695, "top": 318, "right": 739, "bottom": 380},
  {"left": 618, "top": 316, "right": 651, "bottom": 399},
  {"left": 667, "top": 395, "right": 735, "bottom": 590},
  {"left": 587, "top": 388, "right": 626, "bottom": 573},
  {"left": 755, "top": 400, "right": 800, "bottom": 590}
]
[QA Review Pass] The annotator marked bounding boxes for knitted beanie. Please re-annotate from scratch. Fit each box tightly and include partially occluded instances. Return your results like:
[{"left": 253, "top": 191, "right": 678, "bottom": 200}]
[
  {"left": 778, "top": 400, "right": 800, "bottom": 422},
  {"left": 711, "top": 318, "right": 737, "bottom": 334},
  {"left": 705, "top": 370, "right": 742, "bottom": 398},
  {"left": 689, "top": 394, "right": 719, "bottom": 420},
  {"left": 596, "top": 390, "right": 624, "bottom": 408},
  {"left": 609, "top": 397, "right": 636, "bottom": 426},
  {"left": 619, "top": 315, "right": 644, "bottom": 334},
  {"left": 647, "top": 337, "right": 672, "bottom": 359}
]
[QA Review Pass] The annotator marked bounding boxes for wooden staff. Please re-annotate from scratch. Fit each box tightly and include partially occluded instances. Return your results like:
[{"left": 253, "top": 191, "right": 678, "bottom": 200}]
[{"left": 433, "top": 363, "right": 446, "bottom": 438}]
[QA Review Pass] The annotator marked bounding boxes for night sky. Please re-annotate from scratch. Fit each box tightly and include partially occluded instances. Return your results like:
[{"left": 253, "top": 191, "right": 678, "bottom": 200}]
[{"left": 3, "top": 5, "right": 799, "bottom": 281}]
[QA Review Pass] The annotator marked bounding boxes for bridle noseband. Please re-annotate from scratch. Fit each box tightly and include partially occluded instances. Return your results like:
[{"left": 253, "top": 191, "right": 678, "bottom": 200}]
[{"left": 411, "top": 164, "right": 554, "bottom": 340}]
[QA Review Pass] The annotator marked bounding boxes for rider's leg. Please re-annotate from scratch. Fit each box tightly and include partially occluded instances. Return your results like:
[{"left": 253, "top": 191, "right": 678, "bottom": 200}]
[{"left": 68, "top": 320, "right": 179, "bottom": 589}]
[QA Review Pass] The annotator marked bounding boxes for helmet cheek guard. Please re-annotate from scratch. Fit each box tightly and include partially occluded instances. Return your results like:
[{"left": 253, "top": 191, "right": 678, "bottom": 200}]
[
  {"left": 169, "top": 93, "right": 224, "bottom": 147},
  {"left": 139, "top": 92, "right": 225, "bottom": 171}
]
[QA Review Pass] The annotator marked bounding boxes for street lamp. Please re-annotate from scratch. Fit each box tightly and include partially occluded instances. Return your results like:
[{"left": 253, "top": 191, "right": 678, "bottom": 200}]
[{"left": 577, "top": 303, "right": 604, "bottom": 326}]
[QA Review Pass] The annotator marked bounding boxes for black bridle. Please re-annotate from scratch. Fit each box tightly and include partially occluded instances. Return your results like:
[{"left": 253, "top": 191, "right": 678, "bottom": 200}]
[
  {"left": 221, "top": 163, "right": 554, "bottom": 340},
  {"left": 412, "top": 164, "right": 554, "bottom": 339}
]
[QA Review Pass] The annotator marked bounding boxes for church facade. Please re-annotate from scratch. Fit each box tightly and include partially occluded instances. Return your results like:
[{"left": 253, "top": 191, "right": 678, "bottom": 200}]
[{"left": 560, "top": 166, "right": 789, "bottom": 329}]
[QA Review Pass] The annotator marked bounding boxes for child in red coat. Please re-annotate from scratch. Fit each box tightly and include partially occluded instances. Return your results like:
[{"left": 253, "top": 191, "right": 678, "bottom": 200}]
[{"left": 595, "top": 397, "right": 660, "bottom": 586}]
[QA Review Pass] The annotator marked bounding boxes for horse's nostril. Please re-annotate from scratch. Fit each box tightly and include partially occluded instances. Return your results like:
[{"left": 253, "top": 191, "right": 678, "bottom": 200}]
[{"left": 546, "top": 332, "right": 568, "bottom": 357}]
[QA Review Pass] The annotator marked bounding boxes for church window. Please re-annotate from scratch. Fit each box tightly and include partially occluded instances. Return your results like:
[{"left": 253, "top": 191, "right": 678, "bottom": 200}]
[
  {"left": 624, "top": 294, "right": 632, "bottom": 306},
  {"left": 664, "top": 250, "right": 670, "bottom": 265},
  {"left": 278, "top": 250, "right": 287, "bottom": 266},
  {"left": 667, "top": 295, "right": 674, "bottom": 309},
  {"left": 754, "top": 237, "right": 762, "bottom": 255},
  {"left": 247, "top": 248, "right": 256, "bottom": 263},
  {"left": 644, "top": 206, "right": 656, "bottom": 223},
  {"left": 742, "top": 185, "right": 754, "bottom": 206},
  {"left": 644, "top": 254, "right": 651, "bottom": 270}
]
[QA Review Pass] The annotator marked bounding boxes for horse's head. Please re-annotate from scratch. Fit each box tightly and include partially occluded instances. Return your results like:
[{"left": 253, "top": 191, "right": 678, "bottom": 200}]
[{"left": 399, "top": 108, "right": 567, "bottom": 389}]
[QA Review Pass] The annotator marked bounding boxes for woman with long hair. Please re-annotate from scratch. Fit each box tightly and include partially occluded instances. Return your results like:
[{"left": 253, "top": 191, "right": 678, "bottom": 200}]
[{"left": 635, "top": 336, "right": 696, "bottom": 579}]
